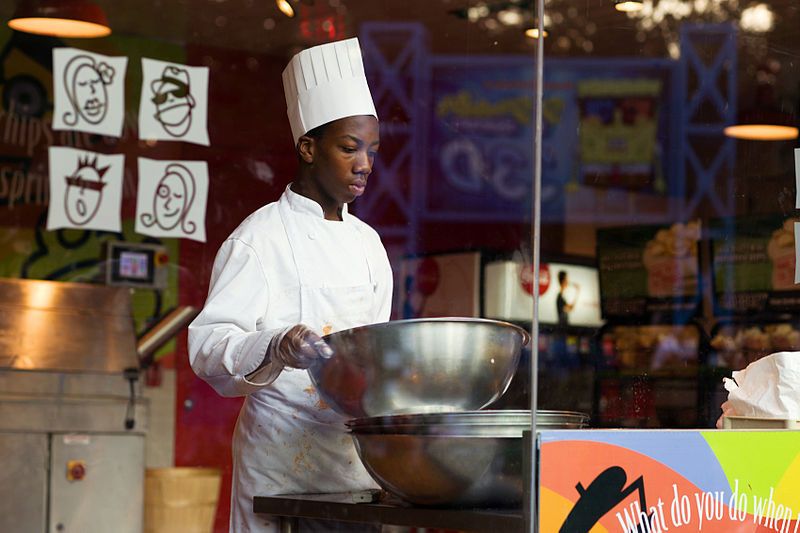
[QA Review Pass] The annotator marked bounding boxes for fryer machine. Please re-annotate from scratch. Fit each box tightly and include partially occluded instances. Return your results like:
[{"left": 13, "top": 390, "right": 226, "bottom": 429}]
[{"left": 0, "top": 277, "right": 147, "bottom": 533}]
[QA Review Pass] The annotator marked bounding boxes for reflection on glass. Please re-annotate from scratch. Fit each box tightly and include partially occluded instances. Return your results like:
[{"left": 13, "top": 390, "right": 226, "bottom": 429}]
[{"left": 1, "top": 0, "right": 800, "bottom": 529}]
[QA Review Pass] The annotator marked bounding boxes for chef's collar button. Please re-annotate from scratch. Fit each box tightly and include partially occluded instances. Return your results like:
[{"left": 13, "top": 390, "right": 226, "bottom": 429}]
[{"left": 308, "top": 233, "right": 316, "bottom": 240}]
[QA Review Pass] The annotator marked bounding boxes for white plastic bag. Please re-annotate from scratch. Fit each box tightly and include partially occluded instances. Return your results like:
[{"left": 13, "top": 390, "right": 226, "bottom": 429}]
[{"left": 723, "top": 351, "right": 800, "bottom": 419}]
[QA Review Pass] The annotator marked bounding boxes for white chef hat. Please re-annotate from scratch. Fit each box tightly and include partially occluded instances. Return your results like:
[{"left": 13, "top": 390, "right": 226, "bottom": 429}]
[{"left": 282, "top": 37, "right": 377, "bottom": 144}]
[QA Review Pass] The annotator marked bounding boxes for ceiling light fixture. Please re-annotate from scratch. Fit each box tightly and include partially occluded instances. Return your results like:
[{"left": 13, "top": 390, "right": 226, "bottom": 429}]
[
  {"left": 723, "top": 124, "right": 798, "bottom": 141},
  {"left": 615, "top": 0, "right": 644, "bottom": 13},
  {"left": 524, "top": 27, "right": 548, "bottom": 39},
  {"left": 8, "top": 0, "right": 111, "bottom": 38},
  {"left": 724, "top": 62, "right": 799, "bottom": 141},
  {"left": 276, "top": 0, "right": 295, "bottom": 18}
]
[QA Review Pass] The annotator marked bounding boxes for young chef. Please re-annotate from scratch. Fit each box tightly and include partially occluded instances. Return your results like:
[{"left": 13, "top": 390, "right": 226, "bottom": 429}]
[{"left": 188, "top": 38, "right": 392, "bottom": 531}]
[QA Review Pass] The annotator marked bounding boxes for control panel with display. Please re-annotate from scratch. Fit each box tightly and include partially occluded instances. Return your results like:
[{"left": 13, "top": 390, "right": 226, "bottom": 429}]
[{"left": 105, "top": 241, "right": 168, "bottom": 289}]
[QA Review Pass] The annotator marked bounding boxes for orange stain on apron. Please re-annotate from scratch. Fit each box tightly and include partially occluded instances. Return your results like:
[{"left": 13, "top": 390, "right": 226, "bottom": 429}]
[
  {"left": 292, "top": 431, "right": 314, "bottom": 474},
  {"left": 303, "top": 385, "right": 330, "bottom": 410}
]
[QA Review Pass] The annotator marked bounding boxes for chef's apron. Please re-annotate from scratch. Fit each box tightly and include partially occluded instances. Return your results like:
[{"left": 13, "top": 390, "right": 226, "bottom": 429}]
[{"left": 230, "top": 198, "right": 380, "bottom": 532}]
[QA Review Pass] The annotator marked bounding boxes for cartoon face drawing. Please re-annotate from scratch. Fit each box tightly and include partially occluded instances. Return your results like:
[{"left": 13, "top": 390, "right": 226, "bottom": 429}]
[
  {"left": 151, "top": 66, "right": 196, "bottom": 137},
  {"left": 63, "top": 55, "right": 115, "bottom": 127},
  {"left": 154, "top": 170, "right": 187, "bottom": 229},
  {"left": 64, "top": 156, "right": 109, "bottom": 226},
  {"left": 140, "top": 164, "right": 196, "bottom": 233},
  {"left": 74, "top": 64, "right": 107, "bottom": 121}
]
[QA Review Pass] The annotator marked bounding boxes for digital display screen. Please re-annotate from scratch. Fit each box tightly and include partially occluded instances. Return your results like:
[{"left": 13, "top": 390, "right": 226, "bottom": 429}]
[
  {"left": 109, "top": 244, "right": 156, "bottom": 286},
  {"left": 119, "top": 251, "right": 149, "bottom": 280},
  {"left": 539, "top": 262, "right": 603, "bottom": 327}
]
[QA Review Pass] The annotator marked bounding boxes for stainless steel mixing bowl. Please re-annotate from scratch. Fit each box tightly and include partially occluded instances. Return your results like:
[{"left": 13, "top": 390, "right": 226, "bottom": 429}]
[
  {"left": 351, "top": 432, "right": 523, "bottom": 507},
  {"left": 348, "top": 410, "right": 588, "bottom": 507},
  {"left": 309, "top": 318, "right": 530, "bottom": 418}
]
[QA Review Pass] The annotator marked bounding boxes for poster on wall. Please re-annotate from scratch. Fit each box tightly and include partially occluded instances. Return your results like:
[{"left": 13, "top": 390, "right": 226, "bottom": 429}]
[
  {"left": 540, "top": 430, "right": 800, "bottom": 532},
  {"left": 543, "top": 61, "right": 676, "bottom": 190},
  {"left": 46, "top": 147, "right": 124, "bottom": 232},
  {"left": 399, "top": 252, "right": 481, "bottom": 319},
  {"left": 426, "top": 56, "right": 535, "bottom": 222},
  {"left": 138, "top": 58, "right": 210, "bottom": 146},
  {"left": 52, "top": 48, "right": 128, "bottom": 137},
  {"left": 422, "top": 57, "right": 677, "bottom": 224},
  {"left": 577, "top": 78, "right": 662, "bottom": 191},
  {"left": 796, "top": 222, "right": 800, "bottom": 285},
  {"left": 711, "top": 216, "right": 800, "bottom": 315},
  {"left": 794, "top": 148, "right": 800, "bottom": 209},
  {"left": 135, "top": 157, "right": 208, "bottom": 242},
  {"left": 597, "top": 221, "right": 702, "bottom": 319}
]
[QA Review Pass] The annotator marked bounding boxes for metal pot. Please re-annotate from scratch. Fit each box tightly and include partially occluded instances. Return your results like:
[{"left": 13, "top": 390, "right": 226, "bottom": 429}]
[
  {"left": 351, "top": 432, "right": 523, "bottom": 507},
  {"left": 348, "top": 410, "right": 588, "bottom": 507}
]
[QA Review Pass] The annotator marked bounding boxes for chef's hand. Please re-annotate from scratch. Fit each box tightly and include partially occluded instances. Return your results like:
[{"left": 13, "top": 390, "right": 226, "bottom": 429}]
[
  {"left": 269, "top": 324, "right": 333, "bottom": 370},
  {"left": 715, "top": 400, "right": 735, "bottom": 429}
]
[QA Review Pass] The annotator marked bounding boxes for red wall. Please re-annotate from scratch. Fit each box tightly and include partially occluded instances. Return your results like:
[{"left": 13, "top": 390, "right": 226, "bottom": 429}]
[{"left": 175, "top": 46, "right": 295, "bottom": 532}]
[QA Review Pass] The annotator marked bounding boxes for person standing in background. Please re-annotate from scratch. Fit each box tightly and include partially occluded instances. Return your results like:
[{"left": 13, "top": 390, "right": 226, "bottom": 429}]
[{"left": 556, "top": 270, "right": 580, "bottom": 327}]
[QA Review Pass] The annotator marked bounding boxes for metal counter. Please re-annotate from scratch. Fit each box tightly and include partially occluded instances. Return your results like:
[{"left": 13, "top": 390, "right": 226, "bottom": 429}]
[
  {"left": 0, "top": 278, "right": 145, "bottom": 533},
  {"left": 255, "top": 425, "right": 535, "bottom": 531}
]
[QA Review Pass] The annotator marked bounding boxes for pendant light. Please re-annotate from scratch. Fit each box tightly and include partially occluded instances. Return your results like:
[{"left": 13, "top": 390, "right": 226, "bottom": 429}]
[
  {"left": 8, "top": 0, "right": 111, "bottom": 38},
  {"left": 276, "top": 0, "right": 295, "bottom": 18},
  {"left": 525, "top": 14, "right": 551, "bottom": 40},
  {"left": 723, "top": 124, "right": 798, "bottom": 141},
  {"left": 724, "top": 63, "right": 799, "bottom": 141},
  {"left": 524, "top": 27, "right": 548, "bottom": 39},
  {"left": 615, "top": 0, "right": 644, "bottom": 13},
  {"left": 276, "top": 0, "right": 315, "bottom": 18},
  {"left": 723, "top": 103, "right": 799, "bottom": 141}
]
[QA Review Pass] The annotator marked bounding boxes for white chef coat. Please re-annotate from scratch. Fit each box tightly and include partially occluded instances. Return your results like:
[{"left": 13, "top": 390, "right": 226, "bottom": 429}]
[{"left": 188, "top": 184, "right": 392, "bottom": 532}]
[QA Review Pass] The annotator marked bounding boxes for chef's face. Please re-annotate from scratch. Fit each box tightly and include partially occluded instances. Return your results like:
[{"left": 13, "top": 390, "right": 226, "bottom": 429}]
[
  {"left": 74, "top": 65, "right": 107, "bottom": 124},
  {"left": 307, "top": 115, "right": 379, "bottom": 207}
]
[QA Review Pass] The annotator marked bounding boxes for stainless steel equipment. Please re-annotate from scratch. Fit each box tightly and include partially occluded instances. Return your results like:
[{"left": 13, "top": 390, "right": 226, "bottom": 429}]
[
  {"left": 0, "top": 277, "right": 137, "bottom": 372},
  {"left": 309, "top": 318, "right": 530, "bottom": 418},
  {"left": 348, "top": 410, "right": 587, "bottom": 507},
  {"left": 348, "top": 410, "right": 589, "bottom": 435},
  {"left": 0, "top": 278, "right": 147, "bottom": 533},
  {"left": 137, "top": 305, "right": 199, "bottom": 365}
]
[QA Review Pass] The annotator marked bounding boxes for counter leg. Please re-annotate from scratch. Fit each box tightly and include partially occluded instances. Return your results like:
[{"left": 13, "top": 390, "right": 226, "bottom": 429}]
[
  {"left": 523, "top": 429, "right": 534, "bottom": 533},
  {"left": 278, "top": 516, "right": 300, "bottom": 533}
]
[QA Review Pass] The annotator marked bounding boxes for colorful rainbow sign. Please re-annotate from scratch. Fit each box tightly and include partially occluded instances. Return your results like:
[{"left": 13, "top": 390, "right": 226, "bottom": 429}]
[{"left": 540, "top": 430, "right": 800, "bottom": 533}]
